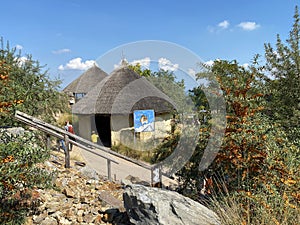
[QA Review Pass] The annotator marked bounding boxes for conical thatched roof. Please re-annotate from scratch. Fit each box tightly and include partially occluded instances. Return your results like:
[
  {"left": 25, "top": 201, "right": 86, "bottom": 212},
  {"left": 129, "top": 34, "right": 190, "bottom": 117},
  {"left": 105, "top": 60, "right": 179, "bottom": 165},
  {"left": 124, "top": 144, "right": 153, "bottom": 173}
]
[
  {"left": 63, "top": 64, "right": 108, "bottom": 94},
  {"left": 72, "top": 66, "right": 176, "bottom": 115}
]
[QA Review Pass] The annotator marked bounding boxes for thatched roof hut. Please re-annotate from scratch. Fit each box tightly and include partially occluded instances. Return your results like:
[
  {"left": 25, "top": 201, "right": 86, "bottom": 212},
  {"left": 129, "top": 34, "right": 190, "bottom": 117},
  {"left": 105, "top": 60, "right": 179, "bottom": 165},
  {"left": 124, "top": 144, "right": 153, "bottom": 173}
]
[
  {"left": 72, "top": 66, "right": 176, "bottom": 147},
  {"left": 63, "top": 64, "right": 108, "bottom": 96},
  {"left": 72, "top": 66, "right": 176, "bottom": 115}
]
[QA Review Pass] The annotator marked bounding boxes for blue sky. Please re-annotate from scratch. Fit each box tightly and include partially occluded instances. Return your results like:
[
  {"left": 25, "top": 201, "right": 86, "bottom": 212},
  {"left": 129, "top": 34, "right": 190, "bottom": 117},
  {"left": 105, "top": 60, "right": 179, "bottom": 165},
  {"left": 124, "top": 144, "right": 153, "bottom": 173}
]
[{"left": 0, "top": 0, "right": 298, "bottom": 89}]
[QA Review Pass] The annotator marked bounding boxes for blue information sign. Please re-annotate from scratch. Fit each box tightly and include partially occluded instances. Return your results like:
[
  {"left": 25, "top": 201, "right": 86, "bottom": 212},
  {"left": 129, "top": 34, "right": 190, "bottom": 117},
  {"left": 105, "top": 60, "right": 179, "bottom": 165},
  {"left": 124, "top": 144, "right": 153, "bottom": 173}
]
[{"left": 134, "top": 110, "right": 155, "bottom": 132}]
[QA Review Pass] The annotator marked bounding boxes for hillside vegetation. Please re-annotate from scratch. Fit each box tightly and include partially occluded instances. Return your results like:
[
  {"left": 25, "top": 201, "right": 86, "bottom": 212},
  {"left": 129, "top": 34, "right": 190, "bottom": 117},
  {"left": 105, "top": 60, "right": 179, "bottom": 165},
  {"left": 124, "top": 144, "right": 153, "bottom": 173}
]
[{"left": 0, "top": 6, "right": 299, "bottom": 225}]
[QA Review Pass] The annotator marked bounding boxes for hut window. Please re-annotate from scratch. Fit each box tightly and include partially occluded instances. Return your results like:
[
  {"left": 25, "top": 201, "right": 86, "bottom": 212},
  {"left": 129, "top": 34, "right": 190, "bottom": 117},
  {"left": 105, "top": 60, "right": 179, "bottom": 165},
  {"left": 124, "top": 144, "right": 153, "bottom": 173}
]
[{"left": 75, "top": 93, "right": 86, "bottom": 101}]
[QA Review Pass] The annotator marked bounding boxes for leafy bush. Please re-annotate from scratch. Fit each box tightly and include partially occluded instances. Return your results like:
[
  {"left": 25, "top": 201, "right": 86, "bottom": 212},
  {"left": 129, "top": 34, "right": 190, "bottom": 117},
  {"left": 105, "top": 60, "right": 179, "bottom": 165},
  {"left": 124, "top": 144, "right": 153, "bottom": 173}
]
[
  {"left": 150, "top": 131, "right": 180, "bottom": 164},
  {"left": 0, "top": 129, "right": 53, "bottom": 225},
  {"left": 182, "top": 58, "right": 300, "bottom": 224},
  {"left": 0, "top": 38, "right": 68, "bottom": 127}
]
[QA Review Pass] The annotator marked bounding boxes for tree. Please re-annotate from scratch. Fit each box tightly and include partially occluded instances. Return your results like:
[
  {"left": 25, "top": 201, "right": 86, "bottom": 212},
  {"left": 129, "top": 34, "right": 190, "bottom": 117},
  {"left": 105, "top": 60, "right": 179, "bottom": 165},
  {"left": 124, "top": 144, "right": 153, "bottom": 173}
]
[
  {"left": 128, "top": 63, "right": 151, "bottom": 77},
  {"left": 0, "top": 38, "right": 68, "bottom": 126},
  {"left": 187, "top": 60, "right": 299, "bottom": 224},
  {"left": 264, "top": 6, "right": 300, "bottom": 146},
  {"left": 129, "top": 63, "right": 188, "bottom": 113},
  {"left": 0, "top": 38, "right": 66, "bottom": 223}
]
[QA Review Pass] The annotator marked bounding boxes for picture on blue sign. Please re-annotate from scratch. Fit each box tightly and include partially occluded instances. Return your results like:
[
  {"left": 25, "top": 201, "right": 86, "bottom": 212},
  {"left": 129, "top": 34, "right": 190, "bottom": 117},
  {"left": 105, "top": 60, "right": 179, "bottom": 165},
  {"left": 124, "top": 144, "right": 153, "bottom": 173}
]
[{"left": 134, "top": 110, "right": 155, "bottom": 132}]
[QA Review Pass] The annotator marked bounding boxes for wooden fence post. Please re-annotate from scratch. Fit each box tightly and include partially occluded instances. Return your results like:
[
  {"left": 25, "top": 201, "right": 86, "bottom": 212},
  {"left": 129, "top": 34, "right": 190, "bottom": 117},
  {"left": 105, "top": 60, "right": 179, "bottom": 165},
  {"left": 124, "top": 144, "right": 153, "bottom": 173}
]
[
  {"left": 107, "top": 159, "right": 111, "bottom": 181},
  {"left": 64, "top": 134, "right": 70, "bottom": 168},
  {"left": 46, "top": 134, "right": 51, "bottom": 150}
]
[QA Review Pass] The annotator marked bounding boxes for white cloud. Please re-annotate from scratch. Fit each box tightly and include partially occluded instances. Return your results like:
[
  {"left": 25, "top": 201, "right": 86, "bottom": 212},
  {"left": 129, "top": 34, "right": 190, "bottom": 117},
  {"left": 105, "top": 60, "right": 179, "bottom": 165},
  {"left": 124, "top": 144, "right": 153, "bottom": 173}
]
[
  {"left": 52, "top": 48, "right": 71, "bottom": 54},
  {"left": 187, "top": 68, "right": 196, "bottom": 76},
  {"left": 218, "top": 20, "right": 230, "bottom": 29},
  {"left": 238, "top": 21, "right": 260, "bottom": 31},
  {"left": 113, "top": 57, "right": 179, "bottom": 72},
  {"left": 242, "top": 63, "right": 249, "bottom": 68},
  {"left": 14, "top": 56, "right": 28, "bottom": 66},
  {"left": 130, "top": 57, "right": 151, "bottom": 69},
  {"left": 15, "top": 44, "right": 23, "bottom": 50},
  {"left": 113, "top": 58, "right": 129, "bottom": 69},
  {"left": 272, "top": 50, "right": 282, "bottom": 58},
  {"left": 113, "top": 57, "right": 151, "bottom": 69},
  {"left": 158, "top": 58, "right": 179, "bottom": 71},
  {"left": 58, "top": 57, "right": 95, "bottom": 70},
  {"left": 204, "top": 60, "right": 214, "bottom": 66}
]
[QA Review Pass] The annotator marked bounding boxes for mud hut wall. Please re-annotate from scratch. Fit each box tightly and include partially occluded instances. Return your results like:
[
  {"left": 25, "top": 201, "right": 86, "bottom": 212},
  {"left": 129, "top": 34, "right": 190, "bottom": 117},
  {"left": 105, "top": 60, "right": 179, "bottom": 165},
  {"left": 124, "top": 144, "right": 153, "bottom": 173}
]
[
  {"left": 77, "top": 115, "right": 93, "bottom": 141},
  {"left": 111, "top": 114, "right": 132, "bottom": 146},
  {"left": 154, "top": 113, "right": 173, "bottom": 138},
  {"left": 111, "top": 113, "right": 173, "bottom": 148}
]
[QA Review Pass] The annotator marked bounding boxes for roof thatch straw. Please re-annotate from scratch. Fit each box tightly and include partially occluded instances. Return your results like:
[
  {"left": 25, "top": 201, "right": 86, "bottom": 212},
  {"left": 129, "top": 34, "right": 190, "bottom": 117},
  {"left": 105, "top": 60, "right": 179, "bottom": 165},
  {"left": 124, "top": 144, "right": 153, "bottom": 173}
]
[
  {"left": 63, "top": 64, "right": 108, "bottom": 94},
  {"left": 72, "top": 66, "right": 176, "bottom": 115}
]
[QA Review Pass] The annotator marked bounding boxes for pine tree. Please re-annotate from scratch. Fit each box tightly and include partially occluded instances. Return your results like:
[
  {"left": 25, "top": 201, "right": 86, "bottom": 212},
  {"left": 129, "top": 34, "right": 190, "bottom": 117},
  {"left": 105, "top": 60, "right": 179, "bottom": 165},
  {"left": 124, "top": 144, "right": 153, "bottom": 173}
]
[{"left": 264, "top": 6, "right": 300, "bottom": 146}]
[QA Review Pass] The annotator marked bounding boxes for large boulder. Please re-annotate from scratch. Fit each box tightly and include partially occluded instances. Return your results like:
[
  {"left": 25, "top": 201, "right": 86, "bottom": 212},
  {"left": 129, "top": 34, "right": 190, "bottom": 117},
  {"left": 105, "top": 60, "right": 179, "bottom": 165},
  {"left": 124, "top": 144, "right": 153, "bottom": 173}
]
[
  {"left": 5, "top": 127, "right": 25, "bottom": 135},
  {"left": 123, "top": 184, "right": 220, "bottom": 225}
]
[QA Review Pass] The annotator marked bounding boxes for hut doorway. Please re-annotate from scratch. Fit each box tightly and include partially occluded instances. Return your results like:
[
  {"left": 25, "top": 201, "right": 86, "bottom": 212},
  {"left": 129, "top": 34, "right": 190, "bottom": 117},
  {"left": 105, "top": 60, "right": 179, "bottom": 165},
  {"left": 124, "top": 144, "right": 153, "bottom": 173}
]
[{"left": 95, "top": 115, "right": 111, "bottom": 147}]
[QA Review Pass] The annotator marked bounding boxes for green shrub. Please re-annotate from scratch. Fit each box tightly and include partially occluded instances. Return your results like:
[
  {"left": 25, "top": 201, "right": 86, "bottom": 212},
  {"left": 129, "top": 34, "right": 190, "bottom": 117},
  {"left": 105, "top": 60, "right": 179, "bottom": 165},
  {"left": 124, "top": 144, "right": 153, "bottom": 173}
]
[{"left": 0, "top": 130, "right": 53, "bottom": 225}]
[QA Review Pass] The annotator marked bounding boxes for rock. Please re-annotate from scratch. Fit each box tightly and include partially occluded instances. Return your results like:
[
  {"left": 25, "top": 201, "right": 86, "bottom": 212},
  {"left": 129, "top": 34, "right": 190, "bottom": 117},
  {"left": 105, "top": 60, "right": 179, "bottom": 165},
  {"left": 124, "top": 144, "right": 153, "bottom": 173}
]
[
  {"left": 0, "top": 127, "right": 25, "bottom": 143},
  {"left": 123, "top": 184, "right": 220, "bottom": 225},
  {"left": 44, "top": 161, "right": 58, "bottom": 171},
  {"left": 45, "top": 202, "right": 61, "bottom": 214},
  {"left": 77, "top": 209, "right": 84, "bottom": 217},
  {"left": 93, "top": 214, "right": 103, "bottom": 224},
  {"left": 98, "top": 190, "right": 123, "bottom": 208},
  {"left": 121, "top": 175, "right": 150, "bottom": 187},
  {"left": 77, "top": 216, "right": 83, "bottom": 223},
  {"left": 32, "top": 213, "right": 47, "bottom": 224},
  {"left": 50, "top": 211, "right": 63, "bottom": 220},
  {"left": 79, "top": 166, "right": 100, "bottom": 180},
  {"left": 26, "top": 150, "right": 126, "bottom": 225},
  {"left": 40, "top": 216, "right": 58, "bottom": 225},
  {"left": 101, "top": 208, "right": 132, "bottom": 225},
  {"left": 63, "top": 187, "right": 76, "bottom": 198},
  {"left": 101, "top": 208, "right": 119, "bottom": 223},
  {"left": 83, "top": 214, "right": 96, "bottom": 223},
  {"left": 86, "top": 179, "right": 99, "bottom": 185},
  {"left": 5, "top": 127, "right": 25, "bottom": 136},
  {"left": 58, "top": 217, "right": 72, "bottom": 225},
  {"left": 80, "top": 196, "right": 89, "bottom": 204}
]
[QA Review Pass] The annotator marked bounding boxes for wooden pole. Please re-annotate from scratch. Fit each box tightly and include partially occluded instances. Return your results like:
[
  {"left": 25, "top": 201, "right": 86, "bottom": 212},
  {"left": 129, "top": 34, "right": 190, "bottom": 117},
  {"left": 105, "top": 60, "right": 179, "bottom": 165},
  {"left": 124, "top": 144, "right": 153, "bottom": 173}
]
[
  {"left": 46, "top": 134, "right": 51, "bottom": 150},
  {"left": 107, "top": 159, "right": 111, "bottom": 181},
  {"left": 64, "top": 134, "right": 70, "bottom": 168},
  {"left": 151, "top": 167, "right": 153, "bottom": 186}
]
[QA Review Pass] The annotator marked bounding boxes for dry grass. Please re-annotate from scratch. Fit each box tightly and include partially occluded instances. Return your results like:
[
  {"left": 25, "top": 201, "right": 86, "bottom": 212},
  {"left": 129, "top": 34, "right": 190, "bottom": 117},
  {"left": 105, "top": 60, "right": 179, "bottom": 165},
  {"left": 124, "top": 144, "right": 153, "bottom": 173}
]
[
  {"left": 56, "top": 112, "right": 73, "bottom": 126},
  {"left": 204, "top": 177, "right": 300, "bottom": 225},
  {"left": 111, "top": 143, "right": 154, "bottom": 163},
  {"left": 209, "top": 194, "right": 300, "bottom": 225}
]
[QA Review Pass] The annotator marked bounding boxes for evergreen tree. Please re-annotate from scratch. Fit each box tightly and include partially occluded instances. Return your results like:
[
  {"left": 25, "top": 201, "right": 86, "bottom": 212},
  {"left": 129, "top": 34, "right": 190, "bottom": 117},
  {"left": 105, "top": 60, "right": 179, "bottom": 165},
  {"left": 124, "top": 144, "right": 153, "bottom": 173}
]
[{"left": 264, "top": 6, "right": 300, "bottom": 146}]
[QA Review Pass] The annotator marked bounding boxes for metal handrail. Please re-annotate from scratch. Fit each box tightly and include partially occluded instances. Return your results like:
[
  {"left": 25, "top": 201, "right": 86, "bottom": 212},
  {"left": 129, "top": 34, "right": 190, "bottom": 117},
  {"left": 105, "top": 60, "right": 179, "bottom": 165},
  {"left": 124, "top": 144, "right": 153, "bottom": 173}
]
[{"left": 14, "top": 110, "right": 119, "bottom": 180}]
